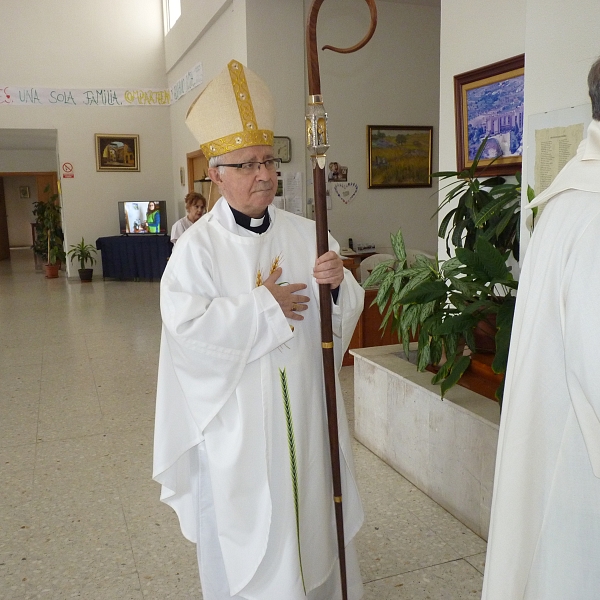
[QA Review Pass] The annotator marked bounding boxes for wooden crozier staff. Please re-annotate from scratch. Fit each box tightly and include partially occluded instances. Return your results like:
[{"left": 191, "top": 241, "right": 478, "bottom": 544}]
[{"left": 305, "top": 2, "right": 377, "bottom": 599}]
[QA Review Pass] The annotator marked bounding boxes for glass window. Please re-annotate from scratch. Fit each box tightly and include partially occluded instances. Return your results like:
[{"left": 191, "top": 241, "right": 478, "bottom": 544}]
[{"left": 164, "top": 0, "right": 181, "bottom": 33}]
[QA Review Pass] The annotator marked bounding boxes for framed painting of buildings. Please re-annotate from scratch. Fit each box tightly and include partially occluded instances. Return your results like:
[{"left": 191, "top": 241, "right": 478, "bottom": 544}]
[
  {"left": 367, "top": 125, "right": 433, "bottom": 188},
  {"left": 95, "top": 134, "right": 140, "bottom": 172},
  {"left": 454, "top": 54, "right": 524, "bottom": 176}
]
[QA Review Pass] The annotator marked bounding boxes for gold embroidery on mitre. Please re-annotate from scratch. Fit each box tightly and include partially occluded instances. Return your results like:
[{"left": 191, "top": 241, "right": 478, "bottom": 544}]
[
  {"left": 201, "top": 129, "right": 273, "bottom": 159},
  {"left": 228, "top": 60, "right": 257, "bottom": 134}
]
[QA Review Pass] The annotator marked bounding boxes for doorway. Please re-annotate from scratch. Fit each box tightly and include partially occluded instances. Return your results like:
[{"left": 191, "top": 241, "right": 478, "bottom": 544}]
[
  {"left": 0, "top": 127, "right": 59, "bottom": 261},
  {"left": 186, "top": 149, "right": 220, "bottom": 211},
  {"left": 0, "top": 172, "right": 59, "bottom": 261}
]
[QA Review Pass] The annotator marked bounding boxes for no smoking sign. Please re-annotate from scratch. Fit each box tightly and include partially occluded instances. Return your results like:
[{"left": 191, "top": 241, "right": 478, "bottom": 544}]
[{"left": 62, "top": 162, "right": 74, "bottom": 179}]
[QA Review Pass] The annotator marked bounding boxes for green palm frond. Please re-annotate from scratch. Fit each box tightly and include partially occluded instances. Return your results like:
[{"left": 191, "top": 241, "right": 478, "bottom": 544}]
[{"left": 279, "top": 368, "right": 306, "bottom": 594}]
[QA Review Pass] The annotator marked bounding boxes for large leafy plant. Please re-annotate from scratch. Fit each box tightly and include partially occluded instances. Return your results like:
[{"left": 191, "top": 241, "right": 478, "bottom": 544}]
[
  {"left": 433, "top": 138, "right": 522, "bottom": 261},
  {"left": 364, "top": 229, "right": 517, "bottom": 402},
  {"left": 32, "top": 185, "right": 65, "bottom": 265}
]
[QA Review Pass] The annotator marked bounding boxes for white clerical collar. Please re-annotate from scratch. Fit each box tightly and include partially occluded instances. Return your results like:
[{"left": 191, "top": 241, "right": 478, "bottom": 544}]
[{"left": 250, "top": 216, "right": 265, "bottom": 227}]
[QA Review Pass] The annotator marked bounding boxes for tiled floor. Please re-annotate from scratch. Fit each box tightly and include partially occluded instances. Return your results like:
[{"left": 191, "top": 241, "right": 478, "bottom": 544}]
[{"left": 0, "top": 249, "right": 486, "bottom": 599}]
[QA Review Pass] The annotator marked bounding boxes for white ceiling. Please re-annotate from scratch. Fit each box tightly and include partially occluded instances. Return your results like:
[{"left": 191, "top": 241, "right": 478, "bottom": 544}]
[{"left": 0, "top": 129, "right": 57, "bottom": 151}]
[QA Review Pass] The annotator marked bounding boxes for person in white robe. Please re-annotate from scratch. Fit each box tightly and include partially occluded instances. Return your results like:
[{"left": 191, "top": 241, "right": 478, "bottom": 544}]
[
  {"left": 153, "top": 59, "right": 365, "bottom": 600},
  {"left": 482, "top": 57, "right": 600, "bottom": 600},
  {"left": 170, "top": 191, "right": 207, "bottom": 243}
]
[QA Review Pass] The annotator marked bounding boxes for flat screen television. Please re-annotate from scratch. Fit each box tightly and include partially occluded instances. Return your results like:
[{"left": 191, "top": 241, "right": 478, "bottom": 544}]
[{"left": 118, "top": 201, "right": 167, "bottom": 235}]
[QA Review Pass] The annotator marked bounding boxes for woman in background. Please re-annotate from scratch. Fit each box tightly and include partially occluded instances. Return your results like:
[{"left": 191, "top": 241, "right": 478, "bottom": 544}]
[
  {"left": 145, "top": 201, "right": 161, "bottom": 233},
  {"left": 170, "top": 192, "right": 206, "bottom": 243}
]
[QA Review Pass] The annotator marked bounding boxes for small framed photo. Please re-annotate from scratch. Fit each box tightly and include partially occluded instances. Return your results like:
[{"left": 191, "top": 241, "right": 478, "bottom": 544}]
[
  {"left": 95, "top": 134, "right": 140, "bottom": 172},
  {"left": 19, "top": 186, "right": 30, "bottom": 199},
  {"left": 367, "top": 125, "right": 433, "bottom": 188},
  {"left": 454, "top": 54, "right": 524, "bottom": 176}
]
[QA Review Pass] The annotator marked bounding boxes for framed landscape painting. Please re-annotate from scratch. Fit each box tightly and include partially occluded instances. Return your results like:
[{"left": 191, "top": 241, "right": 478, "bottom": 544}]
[
  {"left": 367, "top": 125, "right": 433, "bottom": 188},
  {"left": 454, "top": 54, "right": 524, "bottom": 176},
  {"left": 95, "top": 134, "right": 140, "bottom": 172}
]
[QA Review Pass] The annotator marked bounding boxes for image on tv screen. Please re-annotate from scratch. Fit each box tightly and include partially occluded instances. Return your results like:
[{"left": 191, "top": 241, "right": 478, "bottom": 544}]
[{"left": 118, "top": 201, "right": 167, "bottom": 234}]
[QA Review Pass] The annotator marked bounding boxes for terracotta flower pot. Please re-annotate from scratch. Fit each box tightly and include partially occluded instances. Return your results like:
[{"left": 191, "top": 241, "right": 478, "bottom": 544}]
[
  {"left": 473, "top": 315, "right": 496, "bottom": 354},
  {"left": 44, "top": 263, "right": 60, "bottom": 279}
]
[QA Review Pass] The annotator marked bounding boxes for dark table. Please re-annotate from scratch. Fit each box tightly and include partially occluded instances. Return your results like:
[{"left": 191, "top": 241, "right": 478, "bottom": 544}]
[{"left": 96, "top": 235, "right": 172, "bottom": 280}]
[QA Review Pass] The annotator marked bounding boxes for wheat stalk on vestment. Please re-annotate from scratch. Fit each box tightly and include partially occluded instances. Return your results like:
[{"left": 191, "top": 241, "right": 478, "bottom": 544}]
[{"left": 279, "top": 367, "right": 306, "bottom": 594}]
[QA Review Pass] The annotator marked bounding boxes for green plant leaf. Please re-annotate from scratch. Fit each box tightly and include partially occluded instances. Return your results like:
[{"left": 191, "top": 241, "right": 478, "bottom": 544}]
[
  {"left": 474, "top": 193, "right": 519, "bottom": 228},
  {"left": 429, "top": 336, "right": 443, "bottom": 366},
  {"left": 433, "top": 313, "right": 477, "bottom": 336},
  {"left": 440, "top": 355, "right": 471, "bottom": 397},
  {"left": 374, "top": 270, "right": 396, "bottom": 307},
  {"left": 481, "top": 176, "right": 506, "bottom": 187},
  {"left": 390, "top": 230, "right": 407, "bottom": 265},
  {"left": 399, "top": 280, "right": 448, "bottom": 305},
  {"left": 492, "top": 295, "right": 516, "bottom": 374},
  {"left": 495, "top": 378, "right": 505, "bottom": 407},
  {"left": 417, "top": 337, "right": 431, "bottom": 371},
  {"left": 363, "top": 260, "right": 393, "bottom": 290},
  {"left": 397, "top": 267, "right": 437, "bottom": 301},
  {"left": 438, "top": 208, "right": 457, "bottom": 241}
]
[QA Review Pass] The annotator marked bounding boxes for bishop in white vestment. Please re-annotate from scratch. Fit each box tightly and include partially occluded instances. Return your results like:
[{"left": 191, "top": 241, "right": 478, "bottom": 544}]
[
  {"left": 482, "top": 59, "right": 600, "bottom": 600},
  {"left": 153, "top": 60, "right": 365, "bottom": 600}
]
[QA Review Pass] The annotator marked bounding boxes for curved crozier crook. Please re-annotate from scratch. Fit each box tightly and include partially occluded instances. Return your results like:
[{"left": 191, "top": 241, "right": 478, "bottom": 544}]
[
  {"left": 306, "top": 0, "right": 378, "bottom": 95},
  {"left": 322, "top": 0, "right": 378, "bottom": 54}
]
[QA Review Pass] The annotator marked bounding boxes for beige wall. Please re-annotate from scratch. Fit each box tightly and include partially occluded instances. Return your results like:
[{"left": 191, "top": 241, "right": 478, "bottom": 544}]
[
  {"left": 519, "top": 0, "right": 600, "bottom": 258},
  {"left": 0, "top": 0, "right": 170, "bottom": 277},
  {"left": 438, "top": 0, "right": 600, "bottom": 262},
  {"left": 1, "top": 0, "right": 596, "bottom": 274},
  {"left": 166, "top": 0, "right": 441, "bottom": 255},
  {"left": 165, "top": 0, "right": 249, "bottom": 223},
  {"left": 314, "top": 0, "right": 440, "bottom": 255},
  {"left": 437, "top": 0, "right": 526, "bottom": 260}
]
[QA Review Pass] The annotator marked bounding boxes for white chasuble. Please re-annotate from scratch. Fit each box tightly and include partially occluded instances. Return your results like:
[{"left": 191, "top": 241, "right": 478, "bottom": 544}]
[
  {"left": 153, "top": 198, "right": 365, "bottom": 599},
  {"left": 482, "top": 120, "right": 600, "bottom": 600}
]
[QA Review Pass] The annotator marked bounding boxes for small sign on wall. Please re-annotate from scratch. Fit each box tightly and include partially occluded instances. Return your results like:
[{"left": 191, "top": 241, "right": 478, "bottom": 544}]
[{"left": 62, "top": 162, "right": 74, "bottom": 179}]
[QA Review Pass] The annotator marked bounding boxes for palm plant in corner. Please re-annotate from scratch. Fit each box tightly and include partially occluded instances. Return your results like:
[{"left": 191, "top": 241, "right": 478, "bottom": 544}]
[{"left": 434, "top": 137, "right": 522, "bottom": 261}]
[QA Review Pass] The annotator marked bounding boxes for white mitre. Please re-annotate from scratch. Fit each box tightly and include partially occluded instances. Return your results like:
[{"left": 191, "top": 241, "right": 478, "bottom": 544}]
[{"left": 185, "top": 59, "right": 275, "bottom": 159}]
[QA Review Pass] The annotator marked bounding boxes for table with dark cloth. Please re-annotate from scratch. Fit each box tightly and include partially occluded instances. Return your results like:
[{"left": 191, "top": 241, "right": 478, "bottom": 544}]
[{"left": 95, "top": 235, "right": 172, "bottom": 280}]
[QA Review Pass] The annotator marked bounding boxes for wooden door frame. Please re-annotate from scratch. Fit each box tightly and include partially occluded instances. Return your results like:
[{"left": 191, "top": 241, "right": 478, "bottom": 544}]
[
  {"left": 0, "top": 172, "right": 59, "bottom": 196},
  {"left": 186, "top": 149, "right": 205, "bottom": 193}
]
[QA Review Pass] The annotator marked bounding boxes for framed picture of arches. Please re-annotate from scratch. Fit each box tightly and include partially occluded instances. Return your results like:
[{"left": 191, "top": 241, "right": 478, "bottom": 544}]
[
  {"left": 95, "top": 134, "right": 140, "bottom": 172},
  {"left": 454, "top": 54, "right": 524, "bottom": 176}
]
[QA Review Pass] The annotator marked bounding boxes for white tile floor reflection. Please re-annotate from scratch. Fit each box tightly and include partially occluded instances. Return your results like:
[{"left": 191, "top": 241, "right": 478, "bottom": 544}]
[{"left": 0, "top": 249, "right": 485, "bottom": 599}]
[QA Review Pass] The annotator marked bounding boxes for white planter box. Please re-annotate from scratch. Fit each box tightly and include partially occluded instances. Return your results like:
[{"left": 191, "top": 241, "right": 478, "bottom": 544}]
[{"left": 352, "top": 344, "right": 500, "bottom": 540}]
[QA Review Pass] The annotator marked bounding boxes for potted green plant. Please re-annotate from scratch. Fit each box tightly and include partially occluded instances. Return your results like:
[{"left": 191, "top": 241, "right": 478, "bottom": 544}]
[
  {"left": 67, "top": 237, "right": 98, "bottom": 282},
  {"left": 365, "top": 139, "right": 535, "bottom": 405},
  {"left": 433, "top": 138, "right": 522, "bottom": 261},
  {"left": 32, "top": 186, "right": 65, "bottom": 278},
  {"left": 364, "top": 229, "right": 517, "bottom": 404}
]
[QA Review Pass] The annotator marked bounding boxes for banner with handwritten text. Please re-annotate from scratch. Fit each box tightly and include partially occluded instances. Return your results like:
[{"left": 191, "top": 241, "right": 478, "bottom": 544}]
[{"left": 0, "top": 63, "right": 203, "bottom": 107}]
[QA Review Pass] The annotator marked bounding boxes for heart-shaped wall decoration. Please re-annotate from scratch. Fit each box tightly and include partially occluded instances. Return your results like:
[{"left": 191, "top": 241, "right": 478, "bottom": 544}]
[{"left": 333, "top": 182, "right": 358, "bottom": 204}]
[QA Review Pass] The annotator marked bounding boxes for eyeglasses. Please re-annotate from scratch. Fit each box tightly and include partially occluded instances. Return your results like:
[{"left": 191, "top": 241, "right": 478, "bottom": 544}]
[{"left": 219, "top": 158, "right": 281, "bottom": 173}]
